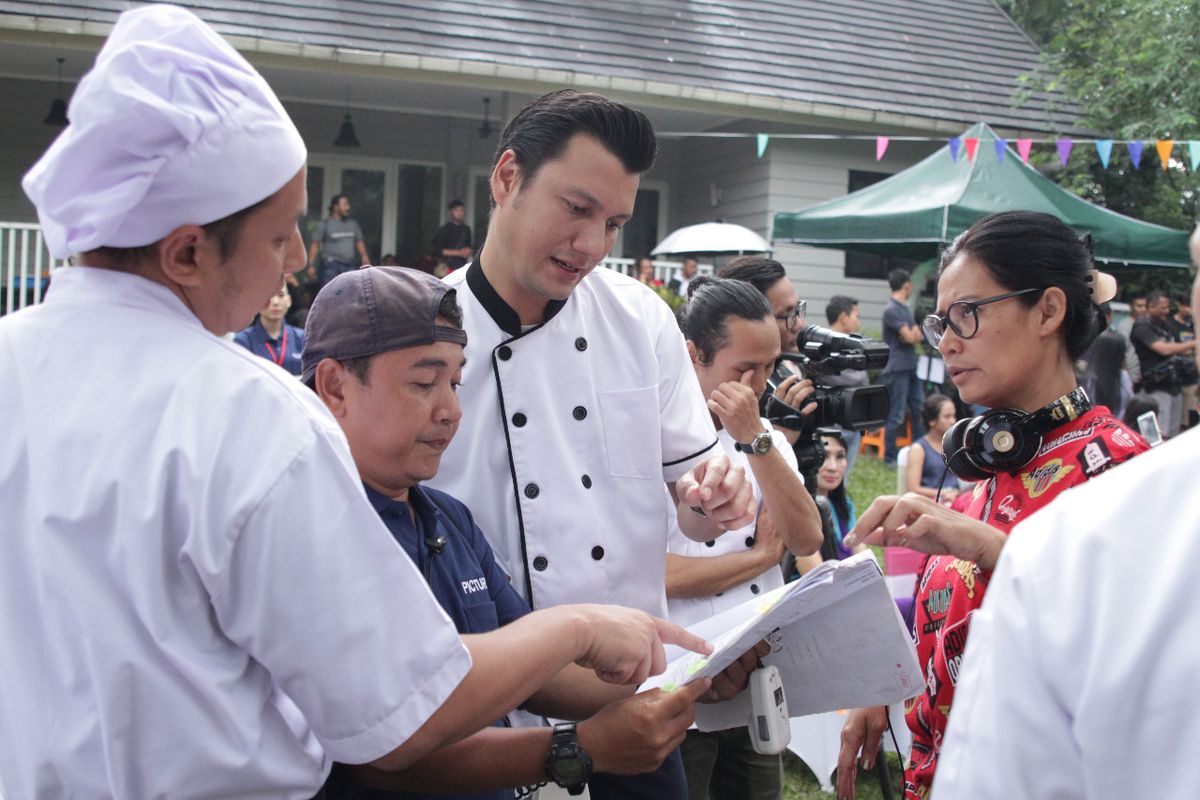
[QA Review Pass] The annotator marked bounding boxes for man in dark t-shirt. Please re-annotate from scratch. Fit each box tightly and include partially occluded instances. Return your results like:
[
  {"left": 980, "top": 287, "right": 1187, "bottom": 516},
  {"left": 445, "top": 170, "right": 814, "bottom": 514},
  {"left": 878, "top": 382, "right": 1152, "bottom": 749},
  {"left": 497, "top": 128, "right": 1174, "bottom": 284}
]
[
  {"left": 1131, "top": 290, "right": 1195, "bottom": 438},
  {"left": 431, "top": 199, "right": 473, "bottom": 271},
  {"left": 880, "top": 268, "right": 925, "bottom": 465}
]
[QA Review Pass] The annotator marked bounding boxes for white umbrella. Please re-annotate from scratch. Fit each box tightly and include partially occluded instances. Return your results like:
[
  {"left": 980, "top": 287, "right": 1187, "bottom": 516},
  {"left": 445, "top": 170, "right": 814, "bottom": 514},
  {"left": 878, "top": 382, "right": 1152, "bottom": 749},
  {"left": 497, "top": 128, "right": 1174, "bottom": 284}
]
[{"left": 651, "top": 222, "right": 772, "bottom": 257}]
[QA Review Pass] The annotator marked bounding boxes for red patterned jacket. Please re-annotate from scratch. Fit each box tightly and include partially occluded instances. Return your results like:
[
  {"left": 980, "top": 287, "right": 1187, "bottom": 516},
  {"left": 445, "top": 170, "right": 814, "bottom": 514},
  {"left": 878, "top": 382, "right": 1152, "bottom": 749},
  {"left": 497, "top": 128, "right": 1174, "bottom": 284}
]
[{"left": 903, "top": 406, "right": 1148, "bottom": 799}]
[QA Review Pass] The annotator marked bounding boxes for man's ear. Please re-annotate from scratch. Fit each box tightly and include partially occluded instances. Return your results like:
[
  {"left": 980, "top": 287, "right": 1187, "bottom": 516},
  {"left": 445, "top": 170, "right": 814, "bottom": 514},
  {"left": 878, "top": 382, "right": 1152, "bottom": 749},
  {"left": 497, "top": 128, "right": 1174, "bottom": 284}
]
[
  {"left": 491, "top": 149, "right": 523, "bottom": 207},
  {"left": 686, "top": 339, "right": 702, "bottom": 367},
  {"left": 158, "top": 224, "right": 220, "bottom": 288},
  {"left": 314, "top": 358, "right": 350, "bottom": 418}
]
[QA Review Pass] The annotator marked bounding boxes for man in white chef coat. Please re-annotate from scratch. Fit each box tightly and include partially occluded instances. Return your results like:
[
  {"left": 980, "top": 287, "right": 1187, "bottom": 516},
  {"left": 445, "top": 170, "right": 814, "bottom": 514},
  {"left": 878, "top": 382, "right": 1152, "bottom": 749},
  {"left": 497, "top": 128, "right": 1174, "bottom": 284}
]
[
  {"left": 931, "top": 223, "right": 1200, "bottom": 799},
  {"left": 430, "top": 89, "right": 757, "bottom": 799},
  {"left": 0, "top": 10, "right": 707, "bottom": 799}
]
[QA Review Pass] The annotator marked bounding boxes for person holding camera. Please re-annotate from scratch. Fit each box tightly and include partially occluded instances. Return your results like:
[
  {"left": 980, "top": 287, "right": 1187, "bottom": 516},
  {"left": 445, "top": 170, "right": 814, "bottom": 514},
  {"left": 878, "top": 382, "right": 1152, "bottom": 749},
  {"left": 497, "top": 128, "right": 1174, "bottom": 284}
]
[
  {"left": 666, "top": 276, "right": 824, "bottom": 800},
  {"left": 1131, "top": 289, "right": 1196, "bottom": 438},
  {"left": 834, "top": 211, "right": 1149, "bottom": 800}
]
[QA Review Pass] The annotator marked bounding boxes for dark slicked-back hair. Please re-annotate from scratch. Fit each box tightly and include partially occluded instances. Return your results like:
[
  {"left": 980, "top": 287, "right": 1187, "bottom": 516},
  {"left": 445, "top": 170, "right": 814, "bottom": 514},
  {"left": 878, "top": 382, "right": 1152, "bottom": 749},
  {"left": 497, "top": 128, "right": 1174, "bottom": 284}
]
[
  {"left": 888, "top": 268, "right": 912, "bottom": 291},
  {"left": 678, "top": 276, "right": 772, "bottom": 365},
  {"left": 494, "top": 90, "right": 657, "bottom": 189},
  {"left": 939, "top": 211, "right": 1102, "bottom": 360},
  {"left": 717, "top": 256, "right": 787, "bottom": 296}
]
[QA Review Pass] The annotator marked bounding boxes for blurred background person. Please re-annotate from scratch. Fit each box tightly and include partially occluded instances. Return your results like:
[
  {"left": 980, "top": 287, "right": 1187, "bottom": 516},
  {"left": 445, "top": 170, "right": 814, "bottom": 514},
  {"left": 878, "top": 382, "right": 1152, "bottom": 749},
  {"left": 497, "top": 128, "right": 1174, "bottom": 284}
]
[
  {"left": 1130, "top": 289, "right": 1195, "bottom": 438},
  {"left": 636, "top": 255, "right": 663, "bottom": 287},
  {"left": 880, "top": 268, "right": 925, "bottom": 467},
  {"left": 904, "top": 393, "right": 963, "bottom": 503},
  {"left": 835, "top": 211, "right": 1148, "bottom": 800},
  {"left": 668, "top": 256, "right": 699, "bottom": 298},
  {"left": 1082, "top": 327, "right": 1134, "bottom": 421},
  {"left": 308, "top": 193, "right": 370, "bottom": 287},
  {"left": 822, "top": 294, "right": 869, "bottom": 476},
  {"left": 431, "top": 199, "right": 473, "bottom": 272},
  {"left": 234, "top": 284, "right": 305, "bottom": 376}
]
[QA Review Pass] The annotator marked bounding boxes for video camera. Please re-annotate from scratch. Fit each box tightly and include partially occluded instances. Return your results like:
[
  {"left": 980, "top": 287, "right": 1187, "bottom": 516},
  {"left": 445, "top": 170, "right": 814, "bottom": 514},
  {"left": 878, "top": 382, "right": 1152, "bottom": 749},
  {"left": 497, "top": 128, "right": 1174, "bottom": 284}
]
[{"left": 764, "top": 324, "right": 891, "bottom": 478}]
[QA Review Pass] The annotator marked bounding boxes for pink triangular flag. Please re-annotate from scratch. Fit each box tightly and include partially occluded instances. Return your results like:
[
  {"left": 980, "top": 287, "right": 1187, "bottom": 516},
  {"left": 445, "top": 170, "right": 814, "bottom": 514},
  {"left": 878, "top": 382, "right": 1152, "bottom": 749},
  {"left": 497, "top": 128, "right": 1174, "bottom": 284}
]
[
  {"left": 876, "top": 136, "right": 889, "bottom": 161},
  {"left": 1016, "top": 138, "right": 1033, "bottom": 164},
  {"left": 964, "top": 138, "right": 979, "bottom": 161},
  {"left": 1156, "top": 139, "right": 1174, "bottom": 169},
  {"left": 1056, "top": 139, "right": 1073, "bottom": 167}
]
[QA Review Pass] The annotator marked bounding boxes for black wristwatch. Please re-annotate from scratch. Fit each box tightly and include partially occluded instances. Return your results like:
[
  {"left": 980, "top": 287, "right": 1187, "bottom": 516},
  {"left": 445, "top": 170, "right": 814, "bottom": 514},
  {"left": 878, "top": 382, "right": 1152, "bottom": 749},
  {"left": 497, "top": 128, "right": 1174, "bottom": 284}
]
[
  {"left": 544, "top": 721, "right": 592, "bottom": 795},
  {"left": 735, "top": 431, "right": 773, "bottom": 456}
]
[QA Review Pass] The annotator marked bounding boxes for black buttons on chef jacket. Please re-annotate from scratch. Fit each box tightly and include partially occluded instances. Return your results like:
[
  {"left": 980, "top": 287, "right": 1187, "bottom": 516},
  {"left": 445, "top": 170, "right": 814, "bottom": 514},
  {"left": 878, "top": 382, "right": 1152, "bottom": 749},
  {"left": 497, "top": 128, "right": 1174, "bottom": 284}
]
[
  {"left": 750, "top": 584, "right": 760, "bottom": 594},
  {"left": 745, "top": 536, "right": 756, "bottom": 548},
  {"left": 581, "top": 474, "right": 592, "bottom": 489},
  {"left": 497, "top": 345, "right": 512, "bottom": 361},
  {"left": 524, "top": 483, "right": 540, "bottom": 499},
  {"left": 512, "top": 412, "right": 527, "bottom": 427},
  {"left": 572, "top": 405, "right": 587, "bottom": 420},
  {"left": 591, "top": 546, "right": 605, "bottom": 561},
  {"left": 575, "top": 337, "right": 588, "bottom": 351},
  {"left": 705, "top": 540, "right": 715, "bottom": 548},
  {"left": 533, "top": 556, "right": 549, "bottom": 571}
]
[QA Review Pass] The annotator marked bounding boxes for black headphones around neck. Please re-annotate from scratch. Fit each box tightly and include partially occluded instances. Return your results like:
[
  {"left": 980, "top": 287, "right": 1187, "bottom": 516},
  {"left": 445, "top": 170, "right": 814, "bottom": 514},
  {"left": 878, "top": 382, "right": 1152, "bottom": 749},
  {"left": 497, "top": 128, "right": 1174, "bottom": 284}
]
[{"left": 942, "top": 386, "right": 1093, "bottom": 481}]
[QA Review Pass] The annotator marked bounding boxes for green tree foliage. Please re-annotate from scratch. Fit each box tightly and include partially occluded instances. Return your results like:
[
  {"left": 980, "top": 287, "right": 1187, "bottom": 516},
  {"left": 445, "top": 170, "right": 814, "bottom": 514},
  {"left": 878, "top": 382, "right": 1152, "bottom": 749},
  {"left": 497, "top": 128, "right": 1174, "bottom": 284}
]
[{"left": 1001, "top": 0, "right": 1199, "bottom": 294}]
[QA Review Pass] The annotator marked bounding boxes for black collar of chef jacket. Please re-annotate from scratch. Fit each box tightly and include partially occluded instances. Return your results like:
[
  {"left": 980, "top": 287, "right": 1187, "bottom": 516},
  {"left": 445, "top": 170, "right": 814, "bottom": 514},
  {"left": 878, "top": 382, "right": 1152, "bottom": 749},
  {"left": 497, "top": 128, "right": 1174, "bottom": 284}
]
[{"left": 466, "top": 258, "right": 567, "bottom": 338}]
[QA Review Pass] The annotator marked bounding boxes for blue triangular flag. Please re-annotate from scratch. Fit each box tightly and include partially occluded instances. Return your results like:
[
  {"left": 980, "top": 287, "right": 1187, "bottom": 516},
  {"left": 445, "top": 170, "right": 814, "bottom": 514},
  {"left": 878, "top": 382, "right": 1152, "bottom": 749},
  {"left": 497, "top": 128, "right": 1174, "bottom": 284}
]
[
  {"left": 1127, "top": 140, "right": 1143, "bottom": 169},
  {"left": 1095, "top": 140, "right": 1113, "bottom": 169},
  {"left": 756, "top": 133, "right": 769, "bottom": 158},
  {"left": 994, "top": 139, "right": 1007, "bottom": 162},
  {"left": 948, "top": 137, "right": 962, "bottom": 162}
]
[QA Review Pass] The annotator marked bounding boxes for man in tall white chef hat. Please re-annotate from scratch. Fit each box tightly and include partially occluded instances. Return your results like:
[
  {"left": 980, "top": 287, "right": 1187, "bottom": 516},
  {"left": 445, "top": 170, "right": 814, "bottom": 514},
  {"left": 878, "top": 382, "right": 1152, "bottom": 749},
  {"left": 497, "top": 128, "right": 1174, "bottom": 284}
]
[{"left": 0, "top": 7, "right": 708, "bottom": 798}]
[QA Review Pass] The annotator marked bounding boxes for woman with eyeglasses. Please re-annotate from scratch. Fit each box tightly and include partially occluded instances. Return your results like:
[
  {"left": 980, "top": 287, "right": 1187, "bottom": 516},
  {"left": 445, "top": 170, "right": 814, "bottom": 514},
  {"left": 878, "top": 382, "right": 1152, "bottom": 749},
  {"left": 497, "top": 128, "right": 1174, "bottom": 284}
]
[{"left": 834, "top": 211, "right": 1149, "bottom": 800}]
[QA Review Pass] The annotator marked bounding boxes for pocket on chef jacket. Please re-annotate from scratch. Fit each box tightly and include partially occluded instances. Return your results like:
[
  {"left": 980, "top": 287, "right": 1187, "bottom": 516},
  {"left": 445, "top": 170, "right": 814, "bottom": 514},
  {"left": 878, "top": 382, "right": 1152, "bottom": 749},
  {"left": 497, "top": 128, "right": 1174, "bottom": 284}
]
[{"left": 598, "top": 385, "right": 661, "bottom": 479}]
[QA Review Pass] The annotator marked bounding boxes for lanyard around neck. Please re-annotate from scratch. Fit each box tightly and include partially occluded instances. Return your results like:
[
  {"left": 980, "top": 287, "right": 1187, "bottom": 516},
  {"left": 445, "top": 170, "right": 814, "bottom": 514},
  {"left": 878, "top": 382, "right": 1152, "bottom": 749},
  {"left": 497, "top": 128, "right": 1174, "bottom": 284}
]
[{"left": 263, "top": 327, "right": 288, "bottom": 367}]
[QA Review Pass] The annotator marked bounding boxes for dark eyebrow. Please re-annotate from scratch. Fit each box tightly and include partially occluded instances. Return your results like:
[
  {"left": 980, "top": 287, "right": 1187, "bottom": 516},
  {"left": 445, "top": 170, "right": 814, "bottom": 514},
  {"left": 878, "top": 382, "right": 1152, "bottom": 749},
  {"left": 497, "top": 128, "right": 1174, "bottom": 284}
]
[
  {"left": 412, "top": 356, "right": 467, "bottom": 369},
  {"left": 565, "top": 188, "right": 632, "bottom": 223}
]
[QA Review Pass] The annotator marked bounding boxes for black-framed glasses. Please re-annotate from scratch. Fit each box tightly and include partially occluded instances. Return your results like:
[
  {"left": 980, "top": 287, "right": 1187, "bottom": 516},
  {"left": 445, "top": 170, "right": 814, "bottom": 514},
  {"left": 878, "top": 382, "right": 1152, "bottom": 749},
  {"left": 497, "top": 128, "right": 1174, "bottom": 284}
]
[
  {"left": 922, "top": 288, "right": 1043, "bottom": 349},
  {"left": 776, "top": 300, "right": 807, "bottom": 328}
]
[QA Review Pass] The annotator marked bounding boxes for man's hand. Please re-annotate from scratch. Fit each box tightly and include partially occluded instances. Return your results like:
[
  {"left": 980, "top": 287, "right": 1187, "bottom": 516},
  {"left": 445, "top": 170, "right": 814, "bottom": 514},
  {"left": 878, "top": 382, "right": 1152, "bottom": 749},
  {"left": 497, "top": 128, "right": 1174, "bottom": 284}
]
[
  {"left": 676, "top": 455, "right": 755, "bottom": 532},
  {"left": 577, "top": 679, "right": 711, "bottom": 775},
  {"left": 836, "top": 706, "right": 890, "bottom": 800},
  {"left": 702, "top": 639, "right": 772, "bottom": 703},
  {"left": 843, "top": 493, "right": 1005, "bottom": 570},
  {"left": 709, "top": 370, "right": 768, "bottom": 443},
  {"left": 572, "top": 605, "right": 712, "bottom": 686},
  {"left": 772, "top": 374, "right": 818, "bottom": 416}
]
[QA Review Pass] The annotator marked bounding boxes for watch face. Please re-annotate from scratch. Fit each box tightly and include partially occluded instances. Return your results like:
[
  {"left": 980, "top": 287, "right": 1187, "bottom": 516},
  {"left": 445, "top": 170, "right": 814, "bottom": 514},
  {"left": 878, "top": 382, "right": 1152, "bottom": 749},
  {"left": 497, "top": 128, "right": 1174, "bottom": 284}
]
[
  {"left": 552, "top": 754, "right": 589, "bottom": 783},
  {"left": 752, "top": 432, "right": 772, "bottom": 454}
]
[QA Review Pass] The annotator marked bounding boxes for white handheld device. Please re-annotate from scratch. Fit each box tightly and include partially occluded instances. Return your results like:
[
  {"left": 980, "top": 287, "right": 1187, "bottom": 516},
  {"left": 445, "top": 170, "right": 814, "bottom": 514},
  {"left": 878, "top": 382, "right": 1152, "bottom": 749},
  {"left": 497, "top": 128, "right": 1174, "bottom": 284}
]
[{"left": 748, "top": 665, "right": 790, "bottom": 755}]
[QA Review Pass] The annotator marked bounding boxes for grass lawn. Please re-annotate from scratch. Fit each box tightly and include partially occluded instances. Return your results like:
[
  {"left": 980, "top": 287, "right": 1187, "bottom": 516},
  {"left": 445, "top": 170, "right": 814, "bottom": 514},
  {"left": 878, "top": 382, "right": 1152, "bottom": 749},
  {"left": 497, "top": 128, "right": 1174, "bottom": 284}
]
[
  {"left": 783, "top": 750, "right": 904, "bottom": 799},
  {"left": 783, "top": 452, "right": 904, "bottom": 797}
]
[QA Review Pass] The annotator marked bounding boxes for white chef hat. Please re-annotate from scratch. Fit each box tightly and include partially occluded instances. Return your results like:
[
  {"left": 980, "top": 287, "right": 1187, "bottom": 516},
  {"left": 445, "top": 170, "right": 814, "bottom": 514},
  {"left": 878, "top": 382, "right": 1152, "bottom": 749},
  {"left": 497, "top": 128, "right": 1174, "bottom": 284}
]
[{"left": 22, "top": 4, "right": 307, "bottom": 259}]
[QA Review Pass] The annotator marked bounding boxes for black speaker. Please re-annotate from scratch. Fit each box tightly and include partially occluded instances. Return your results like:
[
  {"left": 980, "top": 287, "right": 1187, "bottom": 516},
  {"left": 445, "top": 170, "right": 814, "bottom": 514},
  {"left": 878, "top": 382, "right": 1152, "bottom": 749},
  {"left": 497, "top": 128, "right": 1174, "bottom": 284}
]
[{"left": 942, "top": 387, "right": 1093, "bottom": 481}]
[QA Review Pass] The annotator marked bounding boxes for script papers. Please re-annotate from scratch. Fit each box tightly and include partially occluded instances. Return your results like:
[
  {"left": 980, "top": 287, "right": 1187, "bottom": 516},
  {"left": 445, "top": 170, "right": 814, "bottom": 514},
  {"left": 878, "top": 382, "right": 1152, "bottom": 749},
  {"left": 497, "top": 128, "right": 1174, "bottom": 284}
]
[{"left": 645, "top": 550, "right": 923, "bottom": 731}]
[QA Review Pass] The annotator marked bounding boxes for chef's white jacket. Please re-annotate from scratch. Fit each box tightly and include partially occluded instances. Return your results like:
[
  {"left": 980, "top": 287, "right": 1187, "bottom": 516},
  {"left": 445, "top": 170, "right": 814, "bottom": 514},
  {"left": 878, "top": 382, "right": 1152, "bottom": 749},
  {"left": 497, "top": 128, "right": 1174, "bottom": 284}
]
[
  {"left": 0, "top": 268, "right": 471, "bottom": 799},
  {"left": 432, "top": 263, "right": 718, "bottom": 615},
  {"left": 935, "top": 429, "right": 1198, "bottom": 799}
]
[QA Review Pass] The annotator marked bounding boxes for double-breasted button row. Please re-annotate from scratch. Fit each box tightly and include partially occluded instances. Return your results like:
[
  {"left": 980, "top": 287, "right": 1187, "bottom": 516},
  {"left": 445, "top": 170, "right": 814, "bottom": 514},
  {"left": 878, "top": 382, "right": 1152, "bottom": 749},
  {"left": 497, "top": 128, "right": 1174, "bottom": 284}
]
[{"left": 530, "top": 546, "right": 605, "bottom": 571}]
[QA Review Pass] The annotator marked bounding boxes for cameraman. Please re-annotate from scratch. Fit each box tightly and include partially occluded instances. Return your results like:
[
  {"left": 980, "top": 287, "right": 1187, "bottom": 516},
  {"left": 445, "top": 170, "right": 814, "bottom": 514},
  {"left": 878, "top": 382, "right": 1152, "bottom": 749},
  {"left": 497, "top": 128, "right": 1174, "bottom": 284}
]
[
  {"left": 666, "top": 276, "right": 823, "bottom": 800},
  {"left": 717, "top": 257, "right": 818, "bottom": 445},
  {"left": 821, "top": 295, "right": 870, "bottom": 476}
]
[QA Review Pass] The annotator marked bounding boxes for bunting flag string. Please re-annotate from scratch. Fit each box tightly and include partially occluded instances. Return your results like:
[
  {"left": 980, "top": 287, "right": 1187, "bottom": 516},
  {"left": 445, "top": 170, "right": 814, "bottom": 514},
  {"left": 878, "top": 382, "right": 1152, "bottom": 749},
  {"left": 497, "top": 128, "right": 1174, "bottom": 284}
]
[{"left": 655, "top": 129, "right": 1200, "bottom": 171}]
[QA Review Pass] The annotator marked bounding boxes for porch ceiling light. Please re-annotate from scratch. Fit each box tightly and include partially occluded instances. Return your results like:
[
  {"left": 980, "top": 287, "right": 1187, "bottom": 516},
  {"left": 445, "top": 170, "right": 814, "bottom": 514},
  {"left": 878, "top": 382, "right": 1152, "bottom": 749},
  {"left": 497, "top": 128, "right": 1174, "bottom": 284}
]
[
  {"left": 333, "top": 86, "right": 361, "bottom": 148},
  {"left": 43, "top": 57, "right": 69, "bottom": 127}
]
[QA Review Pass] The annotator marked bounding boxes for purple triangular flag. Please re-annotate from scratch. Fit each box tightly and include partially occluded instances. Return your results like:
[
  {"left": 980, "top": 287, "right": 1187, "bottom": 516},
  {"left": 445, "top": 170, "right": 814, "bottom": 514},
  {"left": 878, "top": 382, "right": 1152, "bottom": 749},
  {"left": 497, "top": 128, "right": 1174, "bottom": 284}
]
[
  {"left": 994, "top": 139, "right": 1007, "bottom": 162},
  {"left": 1127, "top": 140, "right": 1143, "bottom": 169},
  {"left": 948, "top": 137, "right": 962, "bottom": 162},
  {"left": 1095, "top": 139, "right": 1113, "bottom": 169},
  {"left": 1056, "top": 139, "right": 1073, "bottom": 167}
]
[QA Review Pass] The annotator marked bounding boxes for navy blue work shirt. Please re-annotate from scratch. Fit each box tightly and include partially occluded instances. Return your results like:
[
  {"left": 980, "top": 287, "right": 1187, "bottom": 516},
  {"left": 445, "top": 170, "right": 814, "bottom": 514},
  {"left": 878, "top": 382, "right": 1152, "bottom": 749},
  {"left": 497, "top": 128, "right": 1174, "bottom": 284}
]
[
  {"left": 233, "top": 319, "right": 305, "bottom": 376},
  {"left": 342, "top": 485, "right": 531, "bottom": 800}
]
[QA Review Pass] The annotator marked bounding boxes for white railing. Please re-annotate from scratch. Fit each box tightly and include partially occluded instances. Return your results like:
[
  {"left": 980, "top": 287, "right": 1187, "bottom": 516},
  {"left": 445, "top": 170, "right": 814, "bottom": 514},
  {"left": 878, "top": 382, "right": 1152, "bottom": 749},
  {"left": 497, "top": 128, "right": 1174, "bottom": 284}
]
[
  {"left": 1, "top": 222, "right": 67, "bottom": 316},
  {"left": 0, "top": 224, "right": 701, "bottom": 316}
]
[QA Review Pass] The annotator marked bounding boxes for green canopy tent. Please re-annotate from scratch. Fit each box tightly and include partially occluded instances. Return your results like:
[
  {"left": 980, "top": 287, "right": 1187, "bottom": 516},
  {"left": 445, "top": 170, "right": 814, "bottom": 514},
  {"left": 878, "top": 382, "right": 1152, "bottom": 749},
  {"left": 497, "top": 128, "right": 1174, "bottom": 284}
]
[{"left": 772, "top": 122, "right": 1193, "bottom": 269}]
